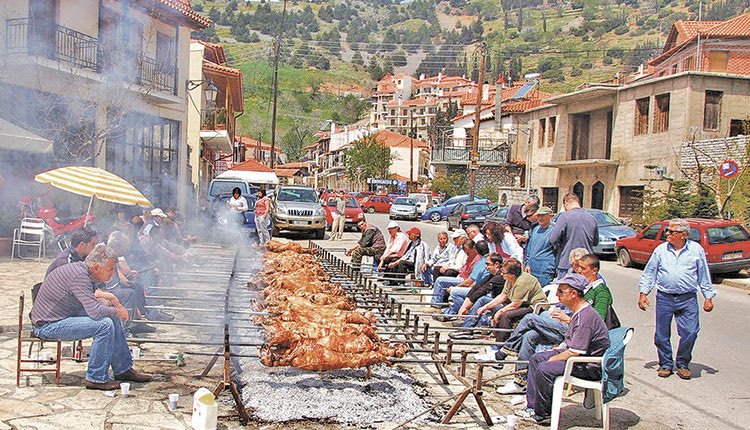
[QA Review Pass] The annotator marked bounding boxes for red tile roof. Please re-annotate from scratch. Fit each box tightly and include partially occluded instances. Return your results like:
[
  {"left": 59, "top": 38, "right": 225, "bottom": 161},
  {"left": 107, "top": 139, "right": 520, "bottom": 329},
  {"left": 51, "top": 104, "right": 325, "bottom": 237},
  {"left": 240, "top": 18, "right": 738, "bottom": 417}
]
[
  {"left": 702, "top": 13, "right": 750, "bottom": 36},
  {"left": 274, "top": 168, "right": 302, "bottom": 177},
  {"left": 388, "top": 173, "right": 412, "bottom": 182},
  {"left": 239, "top": 136, "right": 281, "bottom": 152},
  {"left": 503, "top": 99, "right": 550, "bottom": 112},
  {"left": 192, "top": 39, "right": 227, "bottom": 64},
  {"left": 155, "top": 0, "right": 211, "bottom": 29},
  {"left": 651, "top": 14, "right": 750, "bottom": 66},
  {"left": 229, "top": 159, "right": 273, "bottom": 172},
  {"left": 276, "top": 161, "right": 308, "bottom": 169},
  {"left": 357, "top": 130, "right": 429, "bottom": 149}
]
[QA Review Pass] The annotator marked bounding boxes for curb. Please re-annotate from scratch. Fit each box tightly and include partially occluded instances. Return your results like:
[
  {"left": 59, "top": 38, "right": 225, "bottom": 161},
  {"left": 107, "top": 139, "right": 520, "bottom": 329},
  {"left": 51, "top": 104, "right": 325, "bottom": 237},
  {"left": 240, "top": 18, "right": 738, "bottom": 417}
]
[{"left": 720, "top": 278, "right": 750, "bottom": 292}]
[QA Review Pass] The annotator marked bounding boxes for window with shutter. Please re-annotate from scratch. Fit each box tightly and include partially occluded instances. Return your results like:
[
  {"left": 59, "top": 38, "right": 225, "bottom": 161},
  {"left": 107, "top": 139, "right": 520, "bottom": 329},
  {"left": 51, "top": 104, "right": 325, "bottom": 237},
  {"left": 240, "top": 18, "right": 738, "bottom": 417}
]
[
  {"left": 703, "top": 90, "right": 722, "bottom": 130},
  {"left": 548, "top": 116, "right": 556, "bottom": 146},
  {"left": 634, "top": 97, "right": 649, "bottom": 135},
  {"left": 538, "top": 118, "right": 546, "bottom": 148},
  {"left": 653, "top": 93, "right": 670, "bottom": 133}
]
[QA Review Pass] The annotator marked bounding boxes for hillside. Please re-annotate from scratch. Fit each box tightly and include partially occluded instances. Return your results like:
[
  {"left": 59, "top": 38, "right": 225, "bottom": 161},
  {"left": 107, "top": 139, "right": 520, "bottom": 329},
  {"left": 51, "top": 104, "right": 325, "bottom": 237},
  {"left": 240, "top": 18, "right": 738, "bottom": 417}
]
[{"left": 191, "top": 0, "right": 750, "bottom": 159}]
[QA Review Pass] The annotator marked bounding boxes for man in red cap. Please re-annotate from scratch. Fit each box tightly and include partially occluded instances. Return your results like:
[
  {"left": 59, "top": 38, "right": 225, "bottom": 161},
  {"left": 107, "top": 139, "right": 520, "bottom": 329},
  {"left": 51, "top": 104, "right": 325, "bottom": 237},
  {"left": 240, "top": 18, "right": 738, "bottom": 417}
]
[{"left": 387, "top": 227, "right": 431, "bottom": 287}]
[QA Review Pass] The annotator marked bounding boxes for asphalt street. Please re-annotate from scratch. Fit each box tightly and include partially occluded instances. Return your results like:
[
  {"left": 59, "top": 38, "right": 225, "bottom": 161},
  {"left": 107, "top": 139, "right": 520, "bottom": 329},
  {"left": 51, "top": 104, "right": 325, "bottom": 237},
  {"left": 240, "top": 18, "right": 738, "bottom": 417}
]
[{"left": 361, "top": 212, "right": 750, "bottom": 429}]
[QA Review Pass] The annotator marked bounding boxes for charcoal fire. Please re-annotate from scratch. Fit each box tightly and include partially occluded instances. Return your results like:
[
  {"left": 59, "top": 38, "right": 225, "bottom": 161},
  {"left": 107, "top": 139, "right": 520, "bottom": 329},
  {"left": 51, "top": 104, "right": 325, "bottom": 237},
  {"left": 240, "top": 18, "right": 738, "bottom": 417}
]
[{"left": 252, "top": 240, "right": 408, "bottom": 375}]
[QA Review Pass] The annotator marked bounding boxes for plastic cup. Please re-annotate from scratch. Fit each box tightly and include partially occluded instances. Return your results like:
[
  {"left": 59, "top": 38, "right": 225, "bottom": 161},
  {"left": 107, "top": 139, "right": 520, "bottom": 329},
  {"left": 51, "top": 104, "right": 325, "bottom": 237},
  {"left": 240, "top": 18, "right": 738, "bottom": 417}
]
[
  {"left": 169, "top": 393, "right": 179, "bottom": 410},
  {"left": 131, "top": 347, "right": 141, "bottom": 359},
  {"left": 120, "top": 382, "right": 130, "bottom": 398},
  {"left": 42, "top": 351, "right": 52, "bottom": 361},
  {"left": 506, "top": 415, "right": 518, "bottom": 430}
]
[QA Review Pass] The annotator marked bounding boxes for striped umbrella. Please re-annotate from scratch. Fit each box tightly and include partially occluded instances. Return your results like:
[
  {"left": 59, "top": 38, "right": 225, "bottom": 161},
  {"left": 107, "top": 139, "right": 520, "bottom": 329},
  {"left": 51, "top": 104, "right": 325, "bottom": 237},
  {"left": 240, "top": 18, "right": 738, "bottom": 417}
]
[{"left": 34, "top": 166, "right": 152, "bottom": 213}]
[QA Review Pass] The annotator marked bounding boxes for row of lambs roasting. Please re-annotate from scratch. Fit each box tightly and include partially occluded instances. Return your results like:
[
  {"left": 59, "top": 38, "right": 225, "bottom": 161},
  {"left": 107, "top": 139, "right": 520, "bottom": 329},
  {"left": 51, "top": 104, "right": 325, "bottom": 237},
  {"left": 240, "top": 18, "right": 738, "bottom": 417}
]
[{"left": 253, "top": 240, "right": 408, "bottom": 373}]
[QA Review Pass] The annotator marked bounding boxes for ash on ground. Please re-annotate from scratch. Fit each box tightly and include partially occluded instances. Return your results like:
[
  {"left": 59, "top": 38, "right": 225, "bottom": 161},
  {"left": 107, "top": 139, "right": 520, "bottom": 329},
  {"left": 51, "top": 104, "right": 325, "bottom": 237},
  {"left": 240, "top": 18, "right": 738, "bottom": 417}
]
[{"left": 235, "top": 357, "right": 431, "bottom": 426}]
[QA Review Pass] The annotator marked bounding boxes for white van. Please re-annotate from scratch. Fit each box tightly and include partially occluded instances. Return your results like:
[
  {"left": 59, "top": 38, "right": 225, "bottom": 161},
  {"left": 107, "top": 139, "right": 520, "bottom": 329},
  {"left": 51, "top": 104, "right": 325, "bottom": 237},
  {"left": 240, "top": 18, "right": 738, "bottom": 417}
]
[
  {"left": 408, "top": 193, "right": 431, "bottom": 214},
  {"left": 207, "top": 170, "right": 279, "bottom": 204}
]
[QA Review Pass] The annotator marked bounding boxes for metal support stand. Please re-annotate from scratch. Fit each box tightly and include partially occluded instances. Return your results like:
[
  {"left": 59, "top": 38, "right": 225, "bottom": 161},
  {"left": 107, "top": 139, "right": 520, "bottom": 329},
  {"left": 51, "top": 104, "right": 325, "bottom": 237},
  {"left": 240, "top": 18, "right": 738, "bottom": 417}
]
[
  {"left": 441, "top": 363, "right": 493, "bottom": 426},
  {"left": 212, "top": 324, "right": 250, "bottom": 425}
]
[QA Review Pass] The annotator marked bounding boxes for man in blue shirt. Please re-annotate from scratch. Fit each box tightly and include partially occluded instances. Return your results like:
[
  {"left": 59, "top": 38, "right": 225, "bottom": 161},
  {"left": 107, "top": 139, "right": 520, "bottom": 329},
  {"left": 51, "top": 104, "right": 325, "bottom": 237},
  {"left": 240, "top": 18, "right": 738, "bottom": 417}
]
[
  {"left": 524, "top": 206, "right": 556, "bottom": 287},
  {"left": 638, "top": 219, "right": 716, "bottom": 380}
]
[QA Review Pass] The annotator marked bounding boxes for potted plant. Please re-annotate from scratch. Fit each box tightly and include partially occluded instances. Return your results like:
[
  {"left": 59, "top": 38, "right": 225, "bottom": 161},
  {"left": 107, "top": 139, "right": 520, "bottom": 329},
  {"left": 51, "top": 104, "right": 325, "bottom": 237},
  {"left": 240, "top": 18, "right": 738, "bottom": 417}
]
[{"left": 0, "top": 206, "right": 17, "bottom": 257}]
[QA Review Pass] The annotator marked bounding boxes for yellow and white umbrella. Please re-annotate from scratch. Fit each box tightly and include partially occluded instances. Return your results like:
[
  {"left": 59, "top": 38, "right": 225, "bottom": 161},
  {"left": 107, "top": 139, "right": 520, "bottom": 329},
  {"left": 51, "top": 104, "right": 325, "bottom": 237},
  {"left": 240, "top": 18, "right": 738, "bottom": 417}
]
[{"left": 35, "top": 166, "right": 151, "bottom": 217}]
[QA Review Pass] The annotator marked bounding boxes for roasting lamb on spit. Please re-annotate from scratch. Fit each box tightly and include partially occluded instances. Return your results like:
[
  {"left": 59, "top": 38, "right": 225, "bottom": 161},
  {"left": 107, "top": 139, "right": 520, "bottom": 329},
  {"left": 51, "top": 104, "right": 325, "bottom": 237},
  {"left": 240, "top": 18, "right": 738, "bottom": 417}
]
[{"left": 255, "top": 245, "right": 407, "bottom": 374}]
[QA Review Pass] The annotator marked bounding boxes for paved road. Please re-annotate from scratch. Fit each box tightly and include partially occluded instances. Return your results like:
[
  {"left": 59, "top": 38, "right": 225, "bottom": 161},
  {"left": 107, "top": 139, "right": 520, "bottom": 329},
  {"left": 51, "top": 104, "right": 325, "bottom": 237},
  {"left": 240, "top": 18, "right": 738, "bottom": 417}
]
[{"left": 354, "top": 213, "right": 750, "bottom": 429}]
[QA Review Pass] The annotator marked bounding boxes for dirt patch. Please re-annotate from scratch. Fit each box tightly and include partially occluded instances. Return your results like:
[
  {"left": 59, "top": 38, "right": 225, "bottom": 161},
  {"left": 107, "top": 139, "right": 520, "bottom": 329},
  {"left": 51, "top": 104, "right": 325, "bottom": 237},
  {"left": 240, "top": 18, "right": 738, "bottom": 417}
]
[
  {"left": 318, "top": 82, "right": 369, "bottom": 97},
  {"left": 437, "top": 12, "right": 477, "bottom": 31}
]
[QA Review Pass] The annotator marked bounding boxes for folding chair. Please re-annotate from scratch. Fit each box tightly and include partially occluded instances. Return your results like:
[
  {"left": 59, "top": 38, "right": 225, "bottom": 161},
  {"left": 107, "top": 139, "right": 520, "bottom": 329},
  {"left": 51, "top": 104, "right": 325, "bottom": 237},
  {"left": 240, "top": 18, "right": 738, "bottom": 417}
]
[
  {"left": 549, "top": 327, "right": 635, "bottom": 430},
  {"left": 12, "top": 217, "right": 46, "bottom": 260},
  {"left": 16, "top": 292, "right": 62, "bottom": 386}
]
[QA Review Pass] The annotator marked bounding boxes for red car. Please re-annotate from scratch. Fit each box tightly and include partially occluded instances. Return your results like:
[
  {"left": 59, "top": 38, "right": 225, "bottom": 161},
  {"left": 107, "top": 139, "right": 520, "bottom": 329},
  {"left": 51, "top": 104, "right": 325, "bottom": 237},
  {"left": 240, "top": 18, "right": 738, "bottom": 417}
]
[
  {"left": 615, "top": 218, "right": 750, "bottom": 275},
  {"left": 359, "top": 195, "right": 393, "bottom": 213},
  {"left": 323, "top": 195, "right": 365, "bottom": 231}
]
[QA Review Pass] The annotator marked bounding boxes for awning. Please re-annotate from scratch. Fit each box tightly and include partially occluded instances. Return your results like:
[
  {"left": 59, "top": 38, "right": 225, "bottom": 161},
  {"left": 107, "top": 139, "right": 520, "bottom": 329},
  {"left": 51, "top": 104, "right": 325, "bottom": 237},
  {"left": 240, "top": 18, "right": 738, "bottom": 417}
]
[
  {"left": 200, "top": 129, "right": 232, "bottom": 154},
  {"left": 0, "top": 117, "right": 53, "bottom": 153}
]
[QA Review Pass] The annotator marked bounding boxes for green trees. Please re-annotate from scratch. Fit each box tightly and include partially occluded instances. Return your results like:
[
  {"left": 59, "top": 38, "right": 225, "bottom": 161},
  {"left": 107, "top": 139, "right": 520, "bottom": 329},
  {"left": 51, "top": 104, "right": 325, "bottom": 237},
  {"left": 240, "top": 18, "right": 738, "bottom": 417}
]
[
  {"left": 632, "top": 180, "right": 720, "bottom": 228},
  {"left": 344, "top": 135, "right": 395, "bottom": 187}
]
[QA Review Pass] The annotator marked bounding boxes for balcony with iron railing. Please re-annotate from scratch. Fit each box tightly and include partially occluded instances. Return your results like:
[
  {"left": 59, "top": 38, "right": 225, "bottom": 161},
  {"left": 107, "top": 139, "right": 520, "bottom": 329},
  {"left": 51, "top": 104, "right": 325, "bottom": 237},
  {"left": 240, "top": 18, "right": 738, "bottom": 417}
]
[
  {"left": 431, "top": 138, "right": 510, "bottom": 166},
  {"left": 5, "top": 17, "right": 176, "bottom": 94},
  {"left": 201, "top": 107, "right": 231, "bottom": 133}
]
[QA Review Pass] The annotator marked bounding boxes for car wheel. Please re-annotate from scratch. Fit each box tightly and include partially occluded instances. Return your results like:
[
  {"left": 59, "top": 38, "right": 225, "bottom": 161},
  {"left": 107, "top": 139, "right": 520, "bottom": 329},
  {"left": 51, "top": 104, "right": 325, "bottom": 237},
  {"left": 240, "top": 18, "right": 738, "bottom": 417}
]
[
  {"left": 367, "top": 206, "right": 375, "bottom": 214},
  {"left": 389, "top": 215, "right": 394, "bottom": 220},
  {"left": 315, "top": 228, "right": 325, "bottom": 240},
  {"left": 429, "top": 212, "right": 441, "bottom": 222},
  {"left": 617, "top": 248, "right": 632, "bottom": 267}
]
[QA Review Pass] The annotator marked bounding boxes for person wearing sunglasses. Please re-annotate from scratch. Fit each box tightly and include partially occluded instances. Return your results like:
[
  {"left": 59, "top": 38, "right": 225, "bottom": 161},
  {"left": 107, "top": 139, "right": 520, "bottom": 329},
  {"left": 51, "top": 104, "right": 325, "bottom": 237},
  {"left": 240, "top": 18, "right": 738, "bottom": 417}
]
[
  {"left": 515, "top": 273, "right": 610, "bottom": 424},
  {"left": 638, "top": 219, "right": 716, "bottom": 380}
]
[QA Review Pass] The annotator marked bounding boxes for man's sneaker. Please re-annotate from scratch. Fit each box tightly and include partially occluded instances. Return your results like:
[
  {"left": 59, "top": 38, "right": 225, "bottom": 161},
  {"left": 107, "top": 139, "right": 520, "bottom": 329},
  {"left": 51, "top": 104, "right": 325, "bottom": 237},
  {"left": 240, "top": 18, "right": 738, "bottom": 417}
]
[
  {"left": 474, "top": 350, "right": 497, "bottom": 362},
  {"left": 422, "top": 306, "right": 443, "bottom": 314},
  {"left": 497, "top": 381, "right": 525, "bottom": 394},
  {"left": 514, "top": 408, "right": 535, "bottom": 419},
  {"left": 130, "top": 323, "right": 157, "bottom": 334},
  {"left": 434, "top": 315, "right": 455, "bottom": 323},
  {"left": 676, "top": 367, "right": 692, "bottom": 380},
  {"left": 449, "top": 329, "right": 474, "bottom": 339},
  {"left": 146, "top": 309, "right": 175, "bottom": 322},
  {"left": 85, "top": 379, "right": 121, "bottom": 390},
  {"left": 530, "top": 415, "right": 551, "bottom": 424},
  {"left": 657, "top": 367, "right": 673, "bottom": 378},
  {"left": 114, "top": 368, "right": 152, "bottom": 382}
]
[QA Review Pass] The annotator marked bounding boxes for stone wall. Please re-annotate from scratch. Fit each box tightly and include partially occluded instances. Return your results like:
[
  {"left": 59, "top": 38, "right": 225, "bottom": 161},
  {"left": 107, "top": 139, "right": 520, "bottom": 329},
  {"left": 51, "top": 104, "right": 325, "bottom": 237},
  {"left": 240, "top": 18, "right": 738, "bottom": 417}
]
[{"left": 497, "top": 186, "right": 538, "bottom": 207}]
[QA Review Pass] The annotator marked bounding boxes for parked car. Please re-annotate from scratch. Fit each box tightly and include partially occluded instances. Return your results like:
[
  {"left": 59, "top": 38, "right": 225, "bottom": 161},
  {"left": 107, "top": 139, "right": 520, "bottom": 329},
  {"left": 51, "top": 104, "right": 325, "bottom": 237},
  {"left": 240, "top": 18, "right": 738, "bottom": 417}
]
[
  {"left": 323, "top": 195, "right": 365, "bottom": 231},
  {"left": 421, "top": 194, "right": 492, "bottom": 222},
  {"left": 352, "top": 191, "right": 375, "bottom": 205},
  {"left": 408, "top": 193, "right": 431, "bottom": 214},
  {"left": 389, "top": 197, "right": 419, "bottom": 220},
  {"left": 210, "top": 193, "right": 257, "bottom": 244},
  {"left": 485, "top": 206, "right": 510, "bottom": 224},
  {"left": 360, "top": 195, "right": 393, "bottom": 213},
  {"left": 551, "top": 209, "right": 636, "bottom": 256},
  {"left": 270, "top": 185, "right": 327, "bottom": 239},
  {"left": 615, "top": 218, "right": 750, "bottom": 275},
  {"left": 447, "top": 202, "right": 493, "bottom": 230}
]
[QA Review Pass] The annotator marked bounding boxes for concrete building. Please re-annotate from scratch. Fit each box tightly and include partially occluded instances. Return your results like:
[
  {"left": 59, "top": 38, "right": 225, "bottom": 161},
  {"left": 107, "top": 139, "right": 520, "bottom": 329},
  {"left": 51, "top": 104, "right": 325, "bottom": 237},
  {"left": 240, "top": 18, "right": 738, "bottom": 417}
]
[{"left": 0, "top": 0, "right": 209, "bottom": 211}]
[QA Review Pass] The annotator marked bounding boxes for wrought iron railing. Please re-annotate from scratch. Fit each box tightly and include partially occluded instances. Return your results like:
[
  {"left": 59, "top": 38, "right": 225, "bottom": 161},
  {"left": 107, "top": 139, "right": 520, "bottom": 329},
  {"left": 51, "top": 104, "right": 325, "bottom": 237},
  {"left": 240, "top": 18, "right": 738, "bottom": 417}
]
[
  {"left": 5, "top": 18, "right": 98, "bottom": 70},
  {"left": 431, "top": 144, "right": 510, "bottom": 164},
  {"left": 139, "top": 55, "right": 176, "bottom": 93}
]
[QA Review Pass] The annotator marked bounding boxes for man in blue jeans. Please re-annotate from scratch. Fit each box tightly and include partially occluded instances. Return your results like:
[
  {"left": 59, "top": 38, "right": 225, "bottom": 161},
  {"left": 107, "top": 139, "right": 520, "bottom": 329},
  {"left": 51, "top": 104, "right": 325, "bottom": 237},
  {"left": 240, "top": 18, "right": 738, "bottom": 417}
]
[
  {"left": 638, "top": 218, "right": 716, "bottom": 380},
  {"left": 30, "top": 245, "right": 152, "bottom": 390}
]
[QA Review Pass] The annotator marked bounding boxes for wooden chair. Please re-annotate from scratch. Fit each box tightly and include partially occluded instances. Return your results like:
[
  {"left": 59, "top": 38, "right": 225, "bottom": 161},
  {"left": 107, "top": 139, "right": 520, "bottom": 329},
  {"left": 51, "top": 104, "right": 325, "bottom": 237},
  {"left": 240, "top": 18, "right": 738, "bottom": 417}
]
[{"left": 16, "top": 292, "right": 62, "bottom": 386}]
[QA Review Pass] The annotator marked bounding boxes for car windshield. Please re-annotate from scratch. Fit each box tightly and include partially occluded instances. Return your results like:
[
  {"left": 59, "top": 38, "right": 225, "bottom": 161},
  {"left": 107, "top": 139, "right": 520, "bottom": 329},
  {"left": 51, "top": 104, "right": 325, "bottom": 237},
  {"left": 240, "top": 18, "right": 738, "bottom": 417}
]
[
  {"left": 277, "top": 188, "right": 319, "bottom": 203},
  {"left": 209, "top": 181, "right": 243, "bottom": 197},
  {"left": 706, "top": 225, "right": 750, "bottom": 245},
  {"left": 328, "top": 197, "right": 359, "bottom": 207},
  {"left": 591, "top": 211, "right": 622, "bottom": 227},
  {"left": 466, "top": 204, "right": 488, "bottom": 214},
  {"left": 214, "top": 194, "right": 256, "bottom": 210},
  {"left": 394, "top": 198, "right": 416, "bottom": 205}
]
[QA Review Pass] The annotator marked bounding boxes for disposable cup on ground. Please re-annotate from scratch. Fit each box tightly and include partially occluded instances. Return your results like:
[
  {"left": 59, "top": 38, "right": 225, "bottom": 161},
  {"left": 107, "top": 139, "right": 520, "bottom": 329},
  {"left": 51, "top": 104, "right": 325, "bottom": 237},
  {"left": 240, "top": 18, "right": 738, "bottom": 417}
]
[
  {"left": 120, "top": 382, "right": 130, "bottom": 397},
  {"left": 131, "top": 347, "right": 141, "bottom": 359},
  {"left": 169, "top": 393, "right": 179, "bottom": 410},
  {"left": 506, "top": 414, "right": 518, "bottom": 430}
]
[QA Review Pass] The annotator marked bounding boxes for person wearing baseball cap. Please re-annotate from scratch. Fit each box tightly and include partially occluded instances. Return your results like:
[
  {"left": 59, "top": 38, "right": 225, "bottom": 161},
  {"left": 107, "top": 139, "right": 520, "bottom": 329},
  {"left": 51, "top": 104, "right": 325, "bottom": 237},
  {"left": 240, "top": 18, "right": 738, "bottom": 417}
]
[
  {"left": 516, "top": 272, "right": 610, "bottom": 424},
  {"left": 524, "top": 206, "right": 557, "bottom": 287},
  {"left": 346, "top": 214, "right": 386, "bottom": 271},
  {"left": 386, "top": 227, "right": 431, "bottom": 287},
  {"left": 378, "top": 222, "right": 409, "bottom": 284},
  {"left": 451, "top": 228, "right": 468, "bottom": 239}
]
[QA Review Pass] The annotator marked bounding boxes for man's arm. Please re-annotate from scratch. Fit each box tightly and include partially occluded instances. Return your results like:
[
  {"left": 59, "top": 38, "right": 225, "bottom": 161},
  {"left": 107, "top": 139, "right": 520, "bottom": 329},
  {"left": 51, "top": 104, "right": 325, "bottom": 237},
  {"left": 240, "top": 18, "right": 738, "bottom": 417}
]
[
  {"left": 477, "top": 292, "right": 507, "bottom": 315},
  {"left": 638, "top": 249, "right": 661, "bottom": 310},
  {"left": 548, "top": 215, "right": 564, "bottom": 247},
  {"left": 548, "top": 349, "right": 578, "bottom": 362}
]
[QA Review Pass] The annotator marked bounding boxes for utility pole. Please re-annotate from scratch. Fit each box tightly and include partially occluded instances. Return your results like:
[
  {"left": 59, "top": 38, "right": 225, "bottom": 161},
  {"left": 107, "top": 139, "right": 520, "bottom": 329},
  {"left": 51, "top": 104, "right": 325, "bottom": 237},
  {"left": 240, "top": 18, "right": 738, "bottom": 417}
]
[
  {"left": 269, "top": 0, "right": 287, "bottom": 169},
  {"left": 469, "top": 43, "right": 487, "bottom": 199},
  {"left": 410, "top": 109, "right": 414, "bottom": 193}
]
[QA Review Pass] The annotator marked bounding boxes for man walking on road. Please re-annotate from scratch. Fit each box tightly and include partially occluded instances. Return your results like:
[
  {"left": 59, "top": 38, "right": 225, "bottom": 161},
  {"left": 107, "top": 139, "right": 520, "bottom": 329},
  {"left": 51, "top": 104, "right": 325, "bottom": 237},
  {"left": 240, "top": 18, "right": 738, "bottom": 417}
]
[
  {"left": 638, "top": 218, "right": 716, "bottom": 380},
  {"left": 330, "top": 190, "right": 347, "bottom": 241},
  {"left": 549, "top": 193, "right": 598, "bottom": 278}
]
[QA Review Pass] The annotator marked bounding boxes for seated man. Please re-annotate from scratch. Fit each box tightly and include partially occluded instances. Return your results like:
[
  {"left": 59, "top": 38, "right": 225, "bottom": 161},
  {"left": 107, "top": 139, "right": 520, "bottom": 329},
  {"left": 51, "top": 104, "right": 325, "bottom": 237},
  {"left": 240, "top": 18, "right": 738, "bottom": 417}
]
[
  {"left": 452, "top": 252, "right": 505, "bottom": 330},
  {"left": 516, "top": 272, "right": 610, "bottom": 424},
  {"left": 30, "top": 245, "right": 152, "bottom": 390},
  {"left": 377, "top": 222, "right": 409, "bottom": 285},
  {"left": 426, "top": 239, "right": 481, "bottom": 311},
  {"left": 484, "top": 253, "right": 613, "bottom": 394},
  {"left": 346, "top": 214, "right": 386, "bottom": 271},
  {"left": 46, "top": 227, "right": 97, "bottom": 277},
  {"left": 421, "top": 232, "right": 457, "bottom": 286},
  {"left": 388, "top": 227, "right": 431, "bottom": 286}
]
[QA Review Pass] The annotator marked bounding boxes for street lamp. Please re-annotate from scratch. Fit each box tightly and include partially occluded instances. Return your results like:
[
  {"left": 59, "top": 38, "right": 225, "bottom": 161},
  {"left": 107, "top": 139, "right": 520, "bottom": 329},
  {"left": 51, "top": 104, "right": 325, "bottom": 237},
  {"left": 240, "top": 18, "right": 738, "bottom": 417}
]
[{"left": 187, "top": 78, "right": 219, "bottom": 108}]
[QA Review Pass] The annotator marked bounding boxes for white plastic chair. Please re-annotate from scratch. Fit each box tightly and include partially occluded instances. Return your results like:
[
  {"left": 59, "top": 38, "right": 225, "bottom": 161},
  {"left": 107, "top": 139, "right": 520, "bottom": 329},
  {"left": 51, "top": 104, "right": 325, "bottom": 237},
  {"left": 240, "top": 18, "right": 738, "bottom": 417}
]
[
  {"left": 12, "top": 218, "right": 46, "bottom": 260},
  {"left": 549, "top": 327, "right": 634, "bottom": 430}
]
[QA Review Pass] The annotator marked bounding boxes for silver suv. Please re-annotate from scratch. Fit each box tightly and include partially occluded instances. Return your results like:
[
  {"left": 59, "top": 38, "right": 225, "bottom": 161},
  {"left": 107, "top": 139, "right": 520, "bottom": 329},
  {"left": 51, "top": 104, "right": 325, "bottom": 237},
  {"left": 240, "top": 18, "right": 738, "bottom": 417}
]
[{"left": 271, "top": 185, "right": 327, "bottom": 239}]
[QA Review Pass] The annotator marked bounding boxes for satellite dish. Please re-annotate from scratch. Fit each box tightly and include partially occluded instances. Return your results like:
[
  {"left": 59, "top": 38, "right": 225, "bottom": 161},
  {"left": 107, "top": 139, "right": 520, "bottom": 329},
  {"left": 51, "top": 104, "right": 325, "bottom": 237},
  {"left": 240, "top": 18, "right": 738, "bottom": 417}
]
[{"left": 524, "top": 72, "right": 541, "bottom": 81}]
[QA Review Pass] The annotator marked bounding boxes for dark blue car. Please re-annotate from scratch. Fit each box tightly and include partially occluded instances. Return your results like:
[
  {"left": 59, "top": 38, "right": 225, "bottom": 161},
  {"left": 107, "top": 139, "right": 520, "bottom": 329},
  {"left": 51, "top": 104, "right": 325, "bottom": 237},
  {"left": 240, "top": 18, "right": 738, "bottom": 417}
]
[
  {"left": 211, "top": 193, "right": 258, "bottom": 243},
  {"left": 421, "top": 194, "right": 492, "bottom": 222}
]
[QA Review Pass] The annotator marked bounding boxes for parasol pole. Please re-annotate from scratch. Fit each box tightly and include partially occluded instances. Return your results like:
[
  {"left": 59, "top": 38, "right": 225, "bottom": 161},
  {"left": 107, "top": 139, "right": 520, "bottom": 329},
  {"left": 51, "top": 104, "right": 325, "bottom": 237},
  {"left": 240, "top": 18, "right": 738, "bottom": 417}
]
[{"left": 84, "top": 195, "right": 94, "bottom": 226}]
